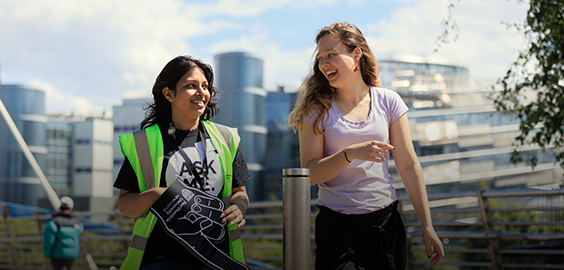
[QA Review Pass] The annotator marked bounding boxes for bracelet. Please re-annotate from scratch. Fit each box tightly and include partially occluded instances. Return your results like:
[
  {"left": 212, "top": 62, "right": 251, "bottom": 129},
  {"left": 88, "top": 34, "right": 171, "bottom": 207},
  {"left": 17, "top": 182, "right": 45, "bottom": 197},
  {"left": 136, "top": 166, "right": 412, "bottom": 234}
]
[{"left": 343, "top": 148, "right": 352, "bottom": 163}]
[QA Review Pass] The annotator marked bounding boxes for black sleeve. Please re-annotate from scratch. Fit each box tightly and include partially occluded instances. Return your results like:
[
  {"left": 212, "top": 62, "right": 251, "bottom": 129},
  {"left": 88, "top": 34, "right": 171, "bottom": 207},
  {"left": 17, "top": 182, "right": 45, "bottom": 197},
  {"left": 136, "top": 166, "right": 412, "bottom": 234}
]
[
  {"left": 113, "top": 157, "right": 141, "bottom": 193},
  {"left": 232, "top": 146, "right": 251, "bottom": 188}
]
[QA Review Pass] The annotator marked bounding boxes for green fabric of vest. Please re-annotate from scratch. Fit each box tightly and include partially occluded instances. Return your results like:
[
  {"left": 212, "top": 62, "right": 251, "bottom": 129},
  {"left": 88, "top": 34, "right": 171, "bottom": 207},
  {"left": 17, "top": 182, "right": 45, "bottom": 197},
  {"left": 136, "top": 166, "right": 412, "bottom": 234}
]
[{"left": 118, "top": 121, "right": 245, "bottom": 269}]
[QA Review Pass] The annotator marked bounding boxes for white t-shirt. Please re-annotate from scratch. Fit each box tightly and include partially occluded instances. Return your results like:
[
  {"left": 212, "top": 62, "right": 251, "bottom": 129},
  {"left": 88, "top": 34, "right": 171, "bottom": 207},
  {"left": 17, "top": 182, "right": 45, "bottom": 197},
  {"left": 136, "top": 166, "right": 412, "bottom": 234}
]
[
  {"left": 165, "top": 138, "right": 224, "bottom": 197},
  {"left": 305, "top": 87, "right": 408, "bottom": 214}
]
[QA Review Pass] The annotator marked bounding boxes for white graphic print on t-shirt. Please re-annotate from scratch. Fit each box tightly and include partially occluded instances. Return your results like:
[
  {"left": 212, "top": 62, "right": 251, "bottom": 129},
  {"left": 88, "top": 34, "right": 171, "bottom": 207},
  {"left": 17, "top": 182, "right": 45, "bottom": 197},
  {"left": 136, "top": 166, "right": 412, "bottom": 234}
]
[{"left": 165, "top": 138, "right": 223, "bottom": 197}]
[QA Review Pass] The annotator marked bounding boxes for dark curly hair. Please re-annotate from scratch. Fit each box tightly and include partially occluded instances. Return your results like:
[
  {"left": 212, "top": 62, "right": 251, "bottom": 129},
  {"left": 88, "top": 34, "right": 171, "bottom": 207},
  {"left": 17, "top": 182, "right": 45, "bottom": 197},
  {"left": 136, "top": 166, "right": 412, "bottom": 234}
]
[{"left": 140, "top": 55, "right": 220, "bottom": 129}]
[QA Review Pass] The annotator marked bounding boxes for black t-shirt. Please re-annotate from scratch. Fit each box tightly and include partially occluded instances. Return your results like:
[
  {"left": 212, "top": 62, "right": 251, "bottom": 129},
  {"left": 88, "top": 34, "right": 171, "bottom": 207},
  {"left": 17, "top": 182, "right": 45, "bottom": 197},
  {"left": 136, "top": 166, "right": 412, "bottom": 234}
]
[{"left": 113, "top": 123, "right": 251, "bottom": 267}]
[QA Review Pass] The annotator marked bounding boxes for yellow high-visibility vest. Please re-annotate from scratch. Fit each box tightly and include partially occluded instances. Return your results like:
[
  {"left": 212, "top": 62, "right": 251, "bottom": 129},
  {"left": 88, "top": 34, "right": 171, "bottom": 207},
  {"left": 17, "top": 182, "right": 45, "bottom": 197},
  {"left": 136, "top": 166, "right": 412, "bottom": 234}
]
[{"left": 118, "top": 121, "right": 245, "bottom": 269}]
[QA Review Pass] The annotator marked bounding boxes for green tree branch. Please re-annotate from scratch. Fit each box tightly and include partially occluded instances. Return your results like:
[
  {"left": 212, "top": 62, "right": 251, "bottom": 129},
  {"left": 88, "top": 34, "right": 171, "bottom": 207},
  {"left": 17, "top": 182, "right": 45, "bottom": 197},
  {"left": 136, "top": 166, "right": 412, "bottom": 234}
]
[{"left": 438, "top": 0, "right": 564, "bottom": 170}]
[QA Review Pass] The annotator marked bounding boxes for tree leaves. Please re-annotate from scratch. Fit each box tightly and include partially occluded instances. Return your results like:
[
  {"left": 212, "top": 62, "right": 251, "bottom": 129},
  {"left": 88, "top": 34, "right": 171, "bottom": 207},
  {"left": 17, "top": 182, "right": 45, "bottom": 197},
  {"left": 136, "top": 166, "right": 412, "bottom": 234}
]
[{"left": 493, "top": 0, "right": 564, "bottom": 169}]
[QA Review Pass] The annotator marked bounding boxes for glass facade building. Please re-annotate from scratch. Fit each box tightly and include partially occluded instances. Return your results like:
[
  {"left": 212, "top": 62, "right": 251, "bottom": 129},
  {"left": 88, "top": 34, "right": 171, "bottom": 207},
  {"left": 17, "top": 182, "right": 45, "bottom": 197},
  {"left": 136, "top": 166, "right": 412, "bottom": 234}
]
[
  {"left": 46, "top": 116, "right": 73, "bottom": 196},
  {"left": 112, "top": 91, "right": 152, "bottom": 186},
  {"left": 0, "top": 84, "right": 48, "bottom": 206},
  {"left": 214, "top": 52, "right": 268, "bottom": 200},
  {"left": 209, "top": 53, "right": 561, "bottom": 202},
  {"left": 263, "top": 90, "right": 301, "bottom": 200},
  {"left": 377, "top": 59, "right": 562, "bottom": 196},
  {"left": 0, "top": 84, "right": 115, "bottom": 211},
  {"left": 258, "top": 57, "right": 562, "bottom": 201},
  {"left": 104, "top": 53, "right": 564, "bottom": 204}
]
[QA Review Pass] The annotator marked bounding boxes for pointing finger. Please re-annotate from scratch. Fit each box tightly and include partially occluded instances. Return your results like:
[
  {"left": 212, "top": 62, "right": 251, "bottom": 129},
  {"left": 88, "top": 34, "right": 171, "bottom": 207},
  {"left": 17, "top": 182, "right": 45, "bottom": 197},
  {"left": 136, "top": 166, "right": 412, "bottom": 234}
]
[{"left": 371, "top": 141, "right": 395, "bottom": 150}]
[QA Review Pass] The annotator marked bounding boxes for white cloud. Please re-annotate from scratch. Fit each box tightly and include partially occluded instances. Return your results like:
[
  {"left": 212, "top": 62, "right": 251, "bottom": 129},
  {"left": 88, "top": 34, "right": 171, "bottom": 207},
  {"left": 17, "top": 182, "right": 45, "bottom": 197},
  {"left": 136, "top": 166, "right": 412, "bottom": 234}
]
[
  {"left": 27, "top": 79, "right": 108, "bottom": 118},
  {"left": 203, "top": 33, "right": 314, "bottom": 91},
  {"left": 0, "top": 0, "right": 533, "bottom": 115},
  {"left": 363, "top": 0, "right": 527, "bottom": 80},
  {"left": 263, "top": 45, "right": 315, "bottom": 91},
  {"left": 188, "top": 0, "right": 341, "bottom": 16},
  {"left": 0, "top": 0, "right": 206, "bottom": 113}
]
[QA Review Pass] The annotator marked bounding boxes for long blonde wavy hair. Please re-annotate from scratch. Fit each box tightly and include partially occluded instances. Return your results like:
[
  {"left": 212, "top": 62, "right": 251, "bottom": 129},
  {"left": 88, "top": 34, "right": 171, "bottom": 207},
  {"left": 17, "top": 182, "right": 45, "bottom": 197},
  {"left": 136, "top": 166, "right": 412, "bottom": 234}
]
[{"left": 288, "top": 22, "right": 381, "bottom": 134}]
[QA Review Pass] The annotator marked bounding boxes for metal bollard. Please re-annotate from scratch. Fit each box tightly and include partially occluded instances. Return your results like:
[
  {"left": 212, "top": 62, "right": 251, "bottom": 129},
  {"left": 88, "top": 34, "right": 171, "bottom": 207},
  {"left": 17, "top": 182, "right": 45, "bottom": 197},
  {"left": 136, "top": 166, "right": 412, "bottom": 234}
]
[{"left": 282, "top": 168, "right": 311, "bottom": 270}]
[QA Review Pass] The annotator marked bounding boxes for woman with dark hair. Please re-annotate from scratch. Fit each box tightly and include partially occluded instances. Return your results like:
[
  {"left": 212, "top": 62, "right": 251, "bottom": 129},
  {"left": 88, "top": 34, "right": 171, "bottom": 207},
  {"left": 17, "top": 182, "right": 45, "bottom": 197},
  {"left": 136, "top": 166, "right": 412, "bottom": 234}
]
[
  {"left": 114, "top": 55, "right": 251, "bottom": 269},
  {"left": 288, "top": 22, "right": 444, "bottom": 269}
]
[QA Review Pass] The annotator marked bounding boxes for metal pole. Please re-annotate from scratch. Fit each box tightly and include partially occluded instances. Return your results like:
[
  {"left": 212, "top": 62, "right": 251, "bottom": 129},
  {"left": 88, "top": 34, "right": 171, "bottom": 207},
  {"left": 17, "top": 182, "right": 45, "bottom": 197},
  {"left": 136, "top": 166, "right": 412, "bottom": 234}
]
[
  {"left": 283, "top": 168, "right": 311, "bottom": 270},
  {"left": 0, "top": 97, "right": 60, "bottom": 209}
]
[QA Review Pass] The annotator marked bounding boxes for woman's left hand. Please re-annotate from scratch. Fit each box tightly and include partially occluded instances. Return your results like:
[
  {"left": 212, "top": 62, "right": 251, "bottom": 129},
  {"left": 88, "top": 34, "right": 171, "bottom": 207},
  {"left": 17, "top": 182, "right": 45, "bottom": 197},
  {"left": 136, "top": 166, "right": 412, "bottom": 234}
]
[
  {"left": 422, "top": 226, "right": 444, "bottom": 265},
  {"left": 220, "top": 204, "right": 246, "bottom": 228}
]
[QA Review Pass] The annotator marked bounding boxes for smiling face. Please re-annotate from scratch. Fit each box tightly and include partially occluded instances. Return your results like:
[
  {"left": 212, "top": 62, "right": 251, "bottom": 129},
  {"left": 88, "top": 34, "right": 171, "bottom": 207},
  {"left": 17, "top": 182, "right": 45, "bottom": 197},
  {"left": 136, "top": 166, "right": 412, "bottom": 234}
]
[
  {"left": 316, "top": 34, "right": 359, "bottom": 89},
  {"left": 163, "top": 67, "right": 210, "bottom": 126}
]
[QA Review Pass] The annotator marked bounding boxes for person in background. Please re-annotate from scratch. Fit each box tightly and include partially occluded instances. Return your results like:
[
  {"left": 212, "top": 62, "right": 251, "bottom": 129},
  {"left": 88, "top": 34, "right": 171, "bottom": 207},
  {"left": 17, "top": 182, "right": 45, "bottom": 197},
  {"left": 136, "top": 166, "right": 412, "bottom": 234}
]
[
  {"left": 43, "top": 196, "right": 84, "bottom": 270},
  {"left": 288, "top": 22, "right": 444, "bottom": 269},
  {"left": 114, "top": 55, "right": 251, "bottom": 269}
]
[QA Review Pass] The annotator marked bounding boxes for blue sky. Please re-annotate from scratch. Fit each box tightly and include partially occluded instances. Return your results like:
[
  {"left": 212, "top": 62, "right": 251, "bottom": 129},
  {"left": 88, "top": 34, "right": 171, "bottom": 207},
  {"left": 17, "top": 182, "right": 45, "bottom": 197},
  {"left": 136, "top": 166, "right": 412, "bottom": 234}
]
[{"left": 0, "top": 0, "right": 528, "bottom": 117}]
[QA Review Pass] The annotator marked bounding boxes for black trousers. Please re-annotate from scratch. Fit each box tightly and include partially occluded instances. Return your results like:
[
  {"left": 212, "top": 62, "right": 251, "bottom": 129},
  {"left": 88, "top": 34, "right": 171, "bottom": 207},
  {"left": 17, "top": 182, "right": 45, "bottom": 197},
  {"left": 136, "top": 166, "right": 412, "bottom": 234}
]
[
  {"left": 51, "top": 258, "right": 75, "bottom": 270},
  {"left": 315, "top": 201, "right": 407, "bottom": 270}
]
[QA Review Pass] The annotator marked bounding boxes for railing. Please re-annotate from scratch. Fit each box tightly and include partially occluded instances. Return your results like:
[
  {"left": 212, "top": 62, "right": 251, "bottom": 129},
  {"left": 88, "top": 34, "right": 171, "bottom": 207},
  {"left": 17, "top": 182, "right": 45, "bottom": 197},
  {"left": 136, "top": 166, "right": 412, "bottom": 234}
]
[
  {"left": 400, "top": 188, "right": 564, "bottom": 270},
  {"left": 1, "top": 188, "right": 563, "bottom": 269}
]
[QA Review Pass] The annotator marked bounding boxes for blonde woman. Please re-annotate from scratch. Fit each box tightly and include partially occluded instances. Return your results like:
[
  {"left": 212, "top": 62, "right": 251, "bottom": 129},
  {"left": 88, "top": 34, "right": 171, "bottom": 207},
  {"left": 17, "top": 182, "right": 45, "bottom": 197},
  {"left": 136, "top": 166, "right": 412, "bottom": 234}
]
[{"left": 288, "top": 22, "right": 444, "bottom": 269}]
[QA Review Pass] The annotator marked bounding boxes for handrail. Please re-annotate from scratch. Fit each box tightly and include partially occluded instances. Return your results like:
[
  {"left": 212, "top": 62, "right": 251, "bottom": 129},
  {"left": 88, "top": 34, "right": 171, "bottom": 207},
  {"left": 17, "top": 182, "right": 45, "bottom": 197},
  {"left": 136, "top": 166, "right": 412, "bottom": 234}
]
[
  {"left": 0, "top": 188, "right": 563, "bottom": 269},
  {"left": 481, "top": 188, "right": 564, "bottom": 197}
]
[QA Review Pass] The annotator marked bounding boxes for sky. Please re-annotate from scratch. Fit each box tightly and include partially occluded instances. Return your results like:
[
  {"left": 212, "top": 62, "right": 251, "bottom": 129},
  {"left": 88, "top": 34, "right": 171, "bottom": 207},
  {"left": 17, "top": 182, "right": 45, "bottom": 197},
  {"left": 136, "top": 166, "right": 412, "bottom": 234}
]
[{"left": 0, "top": 0, "right": 529, "bottom": 117}]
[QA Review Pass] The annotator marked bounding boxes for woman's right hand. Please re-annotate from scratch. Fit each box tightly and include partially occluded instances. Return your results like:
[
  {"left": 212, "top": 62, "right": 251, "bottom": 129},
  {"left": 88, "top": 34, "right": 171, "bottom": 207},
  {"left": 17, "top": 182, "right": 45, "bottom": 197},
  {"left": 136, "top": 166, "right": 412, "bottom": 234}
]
[
  {"left": 118, "top": 187, "right": 167, "bottom": 217},
  {"left": 300, "top": 121, "right": 396, "bottom": 185},
  {"left": 346, "top": 140, "right": 395, "bottom": 163}
]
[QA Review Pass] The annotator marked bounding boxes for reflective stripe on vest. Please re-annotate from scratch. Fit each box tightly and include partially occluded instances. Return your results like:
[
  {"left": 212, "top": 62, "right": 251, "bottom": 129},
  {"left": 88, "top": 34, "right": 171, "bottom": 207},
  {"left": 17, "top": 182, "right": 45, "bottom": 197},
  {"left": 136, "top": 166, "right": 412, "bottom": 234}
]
[
  {"left": 133, "top": 129, "right": 155, "bottom": 190},
  {"left": 202, "top": 120, "right": 245, "bottom": 262},
  {"left": 119, "top": 122, "right": 246, "bottom": 269},
  {"left": 118, "top": 125, "right": 162, "bottom": 270},
  {"left": 129, "top": 233, "right": 149, "bottom": 250}
]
